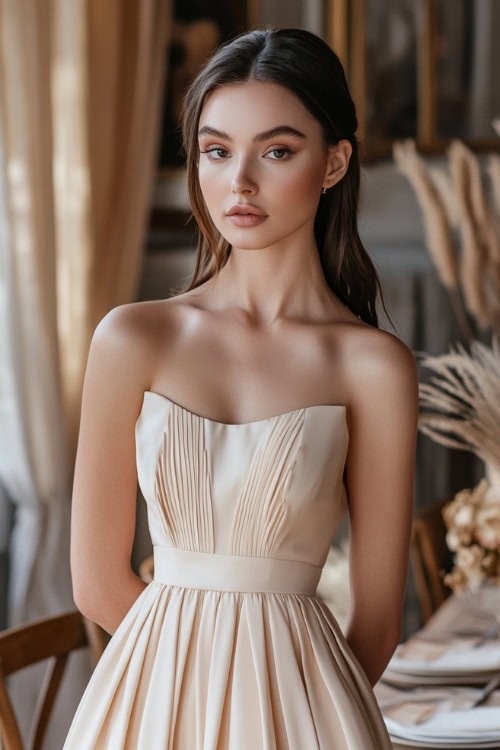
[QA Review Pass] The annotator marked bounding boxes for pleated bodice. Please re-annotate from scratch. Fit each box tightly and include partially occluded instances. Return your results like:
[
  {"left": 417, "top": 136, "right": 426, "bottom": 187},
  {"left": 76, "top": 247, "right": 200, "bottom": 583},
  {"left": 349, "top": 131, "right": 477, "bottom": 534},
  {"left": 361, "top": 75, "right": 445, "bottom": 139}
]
[{"left": 135, "top": 390, "right": 350, "bottom": 582}]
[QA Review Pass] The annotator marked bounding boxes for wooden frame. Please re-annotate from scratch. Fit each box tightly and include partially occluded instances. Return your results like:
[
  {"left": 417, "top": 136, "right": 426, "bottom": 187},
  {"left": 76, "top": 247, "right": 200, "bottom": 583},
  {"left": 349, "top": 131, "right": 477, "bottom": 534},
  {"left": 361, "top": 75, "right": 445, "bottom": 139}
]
[{"left": 325, "top": 0, "right": 500, "bottom": 161}]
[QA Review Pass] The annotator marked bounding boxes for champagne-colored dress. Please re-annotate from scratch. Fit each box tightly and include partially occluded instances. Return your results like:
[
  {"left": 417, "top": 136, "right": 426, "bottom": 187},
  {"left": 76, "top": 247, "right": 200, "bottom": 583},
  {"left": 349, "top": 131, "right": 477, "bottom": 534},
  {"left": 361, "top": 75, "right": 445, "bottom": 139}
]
[{"left": 63, "top": 391, "right": 393, "bottom": 749}]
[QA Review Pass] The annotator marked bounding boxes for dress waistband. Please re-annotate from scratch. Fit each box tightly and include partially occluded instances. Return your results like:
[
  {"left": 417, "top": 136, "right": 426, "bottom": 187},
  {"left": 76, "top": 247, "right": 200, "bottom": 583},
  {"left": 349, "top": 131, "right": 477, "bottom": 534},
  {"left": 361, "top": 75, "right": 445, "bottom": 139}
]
[{"left": 152, "top": 545, "right": 322, "bottom": 595}]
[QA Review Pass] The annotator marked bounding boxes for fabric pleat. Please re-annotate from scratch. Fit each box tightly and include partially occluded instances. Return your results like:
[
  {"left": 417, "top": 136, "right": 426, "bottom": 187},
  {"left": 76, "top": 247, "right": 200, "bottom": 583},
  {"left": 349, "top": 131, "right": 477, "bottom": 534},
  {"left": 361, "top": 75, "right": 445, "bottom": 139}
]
[
  {"left": 231, "top": 408, "right": 304, "bottom": 557},
  {"left": 154, "top": 402, "right": 215, "bottom": 552}
]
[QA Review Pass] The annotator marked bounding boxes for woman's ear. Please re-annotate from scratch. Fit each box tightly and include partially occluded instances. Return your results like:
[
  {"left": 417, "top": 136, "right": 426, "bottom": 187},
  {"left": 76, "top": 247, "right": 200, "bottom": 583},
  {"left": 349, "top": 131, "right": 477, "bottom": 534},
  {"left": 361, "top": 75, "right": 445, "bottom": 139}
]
[{"left": 323, "top": 139, "right": 352, "bottom": 187}]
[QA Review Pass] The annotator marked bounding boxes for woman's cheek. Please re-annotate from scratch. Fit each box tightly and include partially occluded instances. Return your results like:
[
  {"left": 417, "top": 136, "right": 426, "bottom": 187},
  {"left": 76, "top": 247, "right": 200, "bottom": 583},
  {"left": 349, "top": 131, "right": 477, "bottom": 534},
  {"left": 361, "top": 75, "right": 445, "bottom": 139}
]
[
  {"left": 280, "top": 176, "right": 319, "bottom": 220},
  {"left": 198, "top": 176, "right": 222, "bottom": 218}
]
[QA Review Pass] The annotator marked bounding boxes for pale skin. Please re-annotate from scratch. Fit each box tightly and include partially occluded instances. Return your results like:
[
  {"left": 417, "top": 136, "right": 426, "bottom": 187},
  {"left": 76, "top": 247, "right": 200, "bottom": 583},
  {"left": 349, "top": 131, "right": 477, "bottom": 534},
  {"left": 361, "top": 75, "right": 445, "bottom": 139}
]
[{"left": 71, "top": 80, "right": 419, "bottom": 687}]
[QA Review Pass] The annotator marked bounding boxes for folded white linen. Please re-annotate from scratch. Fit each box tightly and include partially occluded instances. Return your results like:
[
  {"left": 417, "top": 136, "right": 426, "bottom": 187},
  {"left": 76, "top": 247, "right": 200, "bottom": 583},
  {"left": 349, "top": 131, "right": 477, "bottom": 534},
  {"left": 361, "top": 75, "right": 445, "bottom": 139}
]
[
  {"left": 381, "top": 669, "right": 494, "bottom": 687},
  {"left": 387, "top": 705, "right": 500, "bottom": 737},
  {"left": 375, "top": 683, "right": 500, "bottom": 719},
  {"left": 389, "top": 637, "right": 500, "bottom": 675},
  {"left": 379, "top": 684, "right": 500, "bottom": 744},
  {"left": 390, "top": 735, "right": 500, "bottom": 748}
]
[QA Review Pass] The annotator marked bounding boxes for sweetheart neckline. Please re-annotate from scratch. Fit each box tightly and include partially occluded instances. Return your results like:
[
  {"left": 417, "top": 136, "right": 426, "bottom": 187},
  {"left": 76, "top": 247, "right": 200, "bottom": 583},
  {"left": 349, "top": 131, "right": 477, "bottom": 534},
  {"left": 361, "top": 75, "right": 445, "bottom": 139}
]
[{"left": 143, "top": 390, "right": 347, "bottom": 428}]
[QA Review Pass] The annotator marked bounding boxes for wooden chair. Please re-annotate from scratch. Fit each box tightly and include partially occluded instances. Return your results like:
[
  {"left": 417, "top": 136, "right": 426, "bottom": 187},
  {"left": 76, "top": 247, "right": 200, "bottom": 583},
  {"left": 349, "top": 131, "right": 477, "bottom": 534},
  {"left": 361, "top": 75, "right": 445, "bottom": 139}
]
[
  {"left": 0, "top": 553, "right": 159, "bottom": 749},
  {"left": 410, "top": 498, "right": 454, "bottom": 624},
  {"left": 0, "top": 610, "right": 108, "bottom": 750}
]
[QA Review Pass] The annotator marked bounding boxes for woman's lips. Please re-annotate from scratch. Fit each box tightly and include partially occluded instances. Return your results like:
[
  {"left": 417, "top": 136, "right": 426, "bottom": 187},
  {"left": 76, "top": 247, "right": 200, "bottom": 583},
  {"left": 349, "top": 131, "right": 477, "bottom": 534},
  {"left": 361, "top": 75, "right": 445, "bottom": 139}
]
[{"left": 227, "top": 214, "right": 268, "bottom": 227}]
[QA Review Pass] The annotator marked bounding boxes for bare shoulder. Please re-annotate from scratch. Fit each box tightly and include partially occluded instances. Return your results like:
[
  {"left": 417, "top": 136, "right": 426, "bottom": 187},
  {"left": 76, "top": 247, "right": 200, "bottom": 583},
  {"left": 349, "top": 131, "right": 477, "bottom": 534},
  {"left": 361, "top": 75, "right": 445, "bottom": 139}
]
[
  {"left": 335, "top": 321, "right": 419, "bottom": 411},
  {"left": 353, "top": 324, "right": 417, "bottom": 379},
  {"left": 92, "top": 301, "right": 157, "bottom": 381},
  {"left": 86, "top": 300, "right": 170, "bottom": 413},
  {"left": 89, "top": 296, "right": 199, "bottom": 394},
  {"left": 92, "top": 296, "right": 188, "bottom": 359},
  {"left": 94, "top": 299, "right": 164, "bottom": 343}
]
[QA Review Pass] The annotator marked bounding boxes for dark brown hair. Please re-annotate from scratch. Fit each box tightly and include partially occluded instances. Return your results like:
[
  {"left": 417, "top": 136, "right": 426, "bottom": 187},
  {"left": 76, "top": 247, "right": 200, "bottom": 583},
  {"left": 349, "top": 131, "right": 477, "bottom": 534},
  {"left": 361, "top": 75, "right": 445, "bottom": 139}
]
[{"left": 177, "top": 26, "right": 392, "bottom": 329}]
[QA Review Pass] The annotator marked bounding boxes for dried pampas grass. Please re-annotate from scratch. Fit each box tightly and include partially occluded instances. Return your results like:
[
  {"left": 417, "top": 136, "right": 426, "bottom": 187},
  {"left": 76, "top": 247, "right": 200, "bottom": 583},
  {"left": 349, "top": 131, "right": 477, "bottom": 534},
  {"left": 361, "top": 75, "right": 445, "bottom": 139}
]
[
  {"left": 393, "top": 139, "right": 459, "bottom": 290},
  {"left": 417, "top": 337, "right": 500, "bottom": 479},
  {"left": 393, "top": 138, "right": 500, "bottom": 339},
  {"left": 449, "top": 141, "right": 500, "bottom": 331}
]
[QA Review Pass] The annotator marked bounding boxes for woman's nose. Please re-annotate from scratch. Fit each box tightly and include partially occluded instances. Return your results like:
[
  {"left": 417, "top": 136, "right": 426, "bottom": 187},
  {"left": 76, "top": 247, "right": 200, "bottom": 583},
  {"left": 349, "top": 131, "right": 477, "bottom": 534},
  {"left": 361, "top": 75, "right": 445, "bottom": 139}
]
[{"left": 230, "top": 158, "right": 258, "bottom": 194}]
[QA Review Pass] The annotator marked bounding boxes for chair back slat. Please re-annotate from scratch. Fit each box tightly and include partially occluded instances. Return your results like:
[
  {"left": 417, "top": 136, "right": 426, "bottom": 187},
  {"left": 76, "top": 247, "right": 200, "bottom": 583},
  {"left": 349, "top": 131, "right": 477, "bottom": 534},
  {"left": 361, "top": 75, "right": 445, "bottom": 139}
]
[
  {"left": 410, "top": 498, "right": 453, "bottom": 623},
  {"left": 0, "top": 613, "right": 86, "bottom": 677},
  {"left": 0, "top": 667, "right": 23, "bottom": 750},
  {"left": 29, "top": 654, "right": 68, "bottom": 750}
]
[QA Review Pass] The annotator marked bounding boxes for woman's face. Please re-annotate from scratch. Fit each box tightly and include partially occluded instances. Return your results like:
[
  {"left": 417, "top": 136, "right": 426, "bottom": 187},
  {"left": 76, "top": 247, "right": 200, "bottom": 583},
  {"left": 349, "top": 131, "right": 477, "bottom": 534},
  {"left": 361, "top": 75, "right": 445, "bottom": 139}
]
[{"left": 197, "top": 80, "right": 343, "bottom": 250}]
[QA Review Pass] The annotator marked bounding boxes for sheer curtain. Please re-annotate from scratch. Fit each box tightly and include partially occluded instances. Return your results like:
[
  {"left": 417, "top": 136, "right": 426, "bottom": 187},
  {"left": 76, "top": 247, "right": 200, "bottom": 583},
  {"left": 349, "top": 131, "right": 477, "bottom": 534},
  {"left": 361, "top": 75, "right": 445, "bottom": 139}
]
[{"left": 0, "top": 0, "right": 171, "bottom": 745}]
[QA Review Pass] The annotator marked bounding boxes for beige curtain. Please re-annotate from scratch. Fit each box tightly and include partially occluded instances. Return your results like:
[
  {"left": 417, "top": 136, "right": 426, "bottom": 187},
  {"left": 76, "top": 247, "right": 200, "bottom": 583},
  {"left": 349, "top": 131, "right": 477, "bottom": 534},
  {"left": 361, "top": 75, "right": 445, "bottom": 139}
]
[{"left": 0, "top": 0, "right": 171, "bottom": 745}]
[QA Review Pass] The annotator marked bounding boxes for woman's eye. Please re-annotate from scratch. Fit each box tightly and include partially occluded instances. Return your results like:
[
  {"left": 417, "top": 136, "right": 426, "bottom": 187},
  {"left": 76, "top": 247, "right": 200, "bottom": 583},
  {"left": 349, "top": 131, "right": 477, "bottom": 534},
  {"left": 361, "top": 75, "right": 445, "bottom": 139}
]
[
  {"left": 200, "top": 146, "right": 293, "bottom": 161},
  {"left": 266, "top": 147, "right": 292, "bottom": 160},
  {"left": 200, "top": 147, "right": 229, "bottom": 160}
]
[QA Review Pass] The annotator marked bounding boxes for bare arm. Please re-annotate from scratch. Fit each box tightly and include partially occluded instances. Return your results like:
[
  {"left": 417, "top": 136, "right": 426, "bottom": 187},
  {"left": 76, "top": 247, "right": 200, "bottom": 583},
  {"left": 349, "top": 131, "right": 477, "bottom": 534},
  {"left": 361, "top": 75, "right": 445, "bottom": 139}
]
[
  {"left": 70, "top": 303, "right": 155, "bottom": 635},
  {"left": 343, "top": 330, "right": 419, "bottom": 686}
]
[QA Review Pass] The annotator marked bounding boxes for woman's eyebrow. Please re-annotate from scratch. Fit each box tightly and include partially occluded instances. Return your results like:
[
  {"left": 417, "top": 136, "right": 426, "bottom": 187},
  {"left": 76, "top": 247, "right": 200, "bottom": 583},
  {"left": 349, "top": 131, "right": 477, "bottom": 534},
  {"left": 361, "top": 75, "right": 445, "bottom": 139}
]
[{"left": 197, "top": 125, "right": 307, "bottom": 142}]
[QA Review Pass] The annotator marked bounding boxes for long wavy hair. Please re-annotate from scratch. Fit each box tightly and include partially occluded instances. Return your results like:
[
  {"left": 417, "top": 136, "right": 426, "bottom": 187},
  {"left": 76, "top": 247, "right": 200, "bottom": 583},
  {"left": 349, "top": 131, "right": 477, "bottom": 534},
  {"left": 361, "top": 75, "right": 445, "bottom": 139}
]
[{"left": 176, "top": 26, "right": 392, "bottom": 329}]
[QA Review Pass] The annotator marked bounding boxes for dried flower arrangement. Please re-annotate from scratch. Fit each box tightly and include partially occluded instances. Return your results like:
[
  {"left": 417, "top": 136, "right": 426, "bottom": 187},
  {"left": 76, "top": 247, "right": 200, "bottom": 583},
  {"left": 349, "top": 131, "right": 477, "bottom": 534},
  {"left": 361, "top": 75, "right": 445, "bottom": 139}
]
[
  {"left": 393, "top": 137, "right": 500, "bottom": 593},
  {"left": 416, "top": 338, "right": 500, "bottom": 593},
  {"left": 441, "top": 478, "right": 500, "bottom": 593}
]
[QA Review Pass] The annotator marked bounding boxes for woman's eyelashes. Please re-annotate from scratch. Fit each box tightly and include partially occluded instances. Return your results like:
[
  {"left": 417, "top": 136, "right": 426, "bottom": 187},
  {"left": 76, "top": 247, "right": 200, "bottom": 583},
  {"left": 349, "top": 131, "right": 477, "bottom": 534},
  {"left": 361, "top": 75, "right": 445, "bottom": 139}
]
[{"left": 199, "top": 145, "right": 293, "bottom": 161}]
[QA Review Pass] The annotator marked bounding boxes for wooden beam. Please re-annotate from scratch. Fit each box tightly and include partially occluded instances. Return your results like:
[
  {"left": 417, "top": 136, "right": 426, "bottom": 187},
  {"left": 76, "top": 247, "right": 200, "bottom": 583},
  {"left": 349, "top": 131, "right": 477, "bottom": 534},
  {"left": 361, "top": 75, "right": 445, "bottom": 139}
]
[
  {"left": 326, "top": 0, "right": 349, "bottom": 75},
  {"left": 350, "top": 0, "right": 366, "bottom": 141},
  {"left": 247, "top": 0, "right": 260, "bottom": 30},
  {"left": 417, "top": 0, "right": 438, "bottom": 147}
]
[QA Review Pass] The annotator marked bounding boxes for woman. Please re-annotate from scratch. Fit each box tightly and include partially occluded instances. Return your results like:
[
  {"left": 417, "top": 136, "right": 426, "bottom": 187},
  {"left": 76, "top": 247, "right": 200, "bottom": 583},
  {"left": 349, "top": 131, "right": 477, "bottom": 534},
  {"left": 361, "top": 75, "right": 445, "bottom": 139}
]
[{"left": 64, "top": 26, "right": 418, "bottom": 749}]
